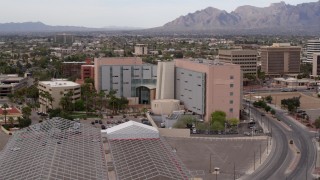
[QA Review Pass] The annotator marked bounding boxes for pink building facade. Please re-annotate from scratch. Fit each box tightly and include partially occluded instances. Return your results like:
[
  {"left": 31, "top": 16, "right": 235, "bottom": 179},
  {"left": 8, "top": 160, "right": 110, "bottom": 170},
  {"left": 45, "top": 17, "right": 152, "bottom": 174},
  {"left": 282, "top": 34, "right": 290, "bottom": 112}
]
[{"left": 174, "top": 59, "right": 242, "bottom": 121}]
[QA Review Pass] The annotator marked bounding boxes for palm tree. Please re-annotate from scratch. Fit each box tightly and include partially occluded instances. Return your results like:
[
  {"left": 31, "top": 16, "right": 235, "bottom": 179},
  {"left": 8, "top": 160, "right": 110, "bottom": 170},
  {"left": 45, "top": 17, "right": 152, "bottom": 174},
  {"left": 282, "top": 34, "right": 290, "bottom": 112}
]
[{"left": 2, "top": 103, "right": 9, "bottom": 125}]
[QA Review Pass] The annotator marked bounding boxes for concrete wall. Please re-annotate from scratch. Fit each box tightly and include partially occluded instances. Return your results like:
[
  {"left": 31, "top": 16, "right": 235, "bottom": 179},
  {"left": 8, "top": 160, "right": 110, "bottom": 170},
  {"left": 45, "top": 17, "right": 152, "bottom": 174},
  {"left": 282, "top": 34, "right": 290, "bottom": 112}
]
[
  {"left": 156, "top": 62, "right": 175, "bottom": 99},
  {"left": 151, "top": 99, "right": 180, "bottom": 115}
]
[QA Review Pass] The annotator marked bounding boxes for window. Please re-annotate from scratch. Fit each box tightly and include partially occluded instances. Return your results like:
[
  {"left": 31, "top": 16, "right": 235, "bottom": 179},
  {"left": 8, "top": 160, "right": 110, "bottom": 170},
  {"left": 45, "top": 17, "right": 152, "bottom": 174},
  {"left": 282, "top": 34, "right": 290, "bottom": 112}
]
[
  {"left": 230, "top": 84, "right": 234, "bottom": 88},
  {"left": 229, "top": 108, "right": 233, "bottom": 112},
  {"left": 230, "top": 75, "right": 234, "bottom": 79},
  {"left": 230, "top": 100, "right": 233, "bottom": 104},
  {"left": 230, "top": 92, "right": 234, "bottom": 96}
]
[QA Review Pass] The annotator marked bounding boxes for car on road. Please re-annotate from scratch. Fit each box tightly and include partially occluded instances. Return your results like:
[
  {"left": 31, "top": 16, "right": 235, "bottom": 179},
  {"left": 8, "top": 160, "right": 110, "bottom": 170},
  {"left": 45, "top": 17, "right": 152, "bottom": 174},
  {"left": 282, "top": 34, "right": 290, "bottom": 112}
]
[
  {"left": 244, "top": 132, "right": 251, "bottom": 136},
  {"left": 98, "top": 120, "right": 102, "bottom": 124}
]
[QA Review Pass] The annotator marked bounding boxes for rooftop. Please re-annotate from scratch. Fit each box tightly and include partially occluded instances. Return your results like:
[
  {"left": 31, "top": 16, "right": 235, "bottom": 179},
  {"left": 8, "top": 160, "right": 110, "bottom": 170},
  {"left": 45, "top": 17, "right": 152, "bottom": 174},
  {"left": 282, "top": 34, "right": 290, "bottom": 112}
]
[
  {"left": 0, "top": 118, "right": 108, "bottom": 180},
  {"left": 39, "top": 80, "right": 80, "bottom": 87},
  {"left": 175, "top": 58, "right": 236, "bottom": 66}
]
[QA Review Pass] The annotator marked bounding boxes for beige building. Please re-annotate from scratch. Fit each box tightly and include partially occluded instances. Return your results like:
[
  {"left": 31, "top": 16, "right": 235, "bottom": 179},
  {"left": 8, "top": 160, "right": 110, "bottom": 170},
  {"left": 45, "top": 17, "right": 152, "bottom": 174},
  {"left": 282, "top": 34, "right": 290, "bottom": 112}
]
[
  {"left": 261, "top": 43, "right": 301, "bottom": 76},
  {"left": 134, "top": 44, "right": 148, "bottom": 55},
  {"left": 38, "top": 80, "right": 81, "bottom": 113},
  {"left": 156, "top": 61, "right": 175, "bottom": 99},
  {"left": 174, "top": 59, "right": 242, "bottom": 121},
  {"left": 219, "top": 49, "right": 258, "bottom": 75},
  {"left": 151, "top": 99, "right": 180, "bottom": 115}
]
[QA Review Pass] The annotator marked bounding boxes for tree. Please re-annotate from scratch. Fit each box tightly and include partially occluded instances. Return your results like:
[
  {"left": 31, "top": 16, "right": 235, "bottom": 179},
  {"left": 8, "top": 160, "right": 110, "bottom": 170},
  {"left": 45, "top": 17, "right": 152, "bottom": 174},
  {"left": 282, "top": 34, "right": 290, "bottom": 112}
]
[
  {"left": 22, "top": 106, "right": 32, "bottom": 119},
  {"left": 227, "top": 118, "right": 240, "bottom": 126},
  {"left": 271, "top": 109, "right": 276, "bottom": 116},
  {"left": 212, "top": 121, "right": 224, "bottom": 131},
  {"left": 314, "top": 117, "right": 320, "bottom": 129},
  {"left": 264, "top": 106, "right": 271, "bottom": 113},
  {"left": 281, "top": 96, "right": 301, "bottom": 113},
  {"left": 1, "top": 103, "right": 9, "bottom": 125},
  {"left": 74, "top": 99, "right": 85, "bottom": 111},
  {"left": 265, "top": 95, "right": 273, "bottom": 103},
  {"left": 211, "top": 110, "right": 226, "bottom": 131},
  {"left": 8, "top": 117, "right": 14, "bottom": 128}
]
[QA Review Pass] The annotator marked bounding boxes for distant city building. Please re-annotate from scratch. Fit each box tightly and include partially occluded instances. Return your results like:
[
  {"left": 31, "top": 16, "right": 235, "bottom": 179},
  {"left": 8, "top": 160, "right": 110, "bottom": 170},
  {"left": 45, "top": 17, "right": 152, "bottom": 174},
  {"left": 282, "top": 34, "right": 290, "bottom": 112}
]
[
  {"left": 38, "top": 80, "right": 81, "bottom": 113},
  {"left": 61, "top": 61, "right": 86, "bottom": 80},
  {"left": 306, "top": 39, "right": 320, "bottom": 64},
  {"left": 312, "top": 53, "right": 320, "bottom": 77},
  {"left": 94, "top": 57, "right": 157, "bottom": 104},
  {"left": 134, "top": 44, "right": 148, "bottom": 55},
  {"left": 0, "top": 74, "right": 28, "bottom": 97},
  {"left": 261, "top": 43, "right": 301, "bottom": 76},
  {"left": 173, "top": 59, "right": 241, "bottom": 121},
  {"left": 219, "top": 49, "right": 258, "bottom": 75},
  {"left": 54, "top": 33, "right": 75, "bottom": 44}
]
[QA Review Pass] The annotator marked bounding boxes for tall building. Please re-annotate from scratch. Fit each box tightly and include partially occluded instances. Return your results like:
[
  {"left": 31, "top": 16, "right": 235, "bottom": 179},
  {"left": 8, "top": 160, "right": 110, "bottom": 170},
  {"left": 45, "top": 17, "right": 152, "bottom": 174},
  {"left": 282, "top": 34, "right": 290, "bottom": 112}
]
[
  {"left": 54, "top": 33, "right": 75, "bottom": 44},
  {"left": 307, "top": 39, "right": 320, "bottom": 64},
  {"left": 261, "top": 43, "right": 301, "bottom": 76},
  {"left": 38, "top": 80, "right": 81, "bottom": 113},
  {"left": 134, "top": 44, "right": 148, "bottom": 55},
  {"left": 312, "top": 53, "right": 320, "bottom": 77},
  {"left": 219, "top": 49, "right": 258, "bottom": 75},
  {"left": 94, "top": 57, "right": 157, "bottom": 104},
  {"left": 174, "top": 59, "right": 241, "bottom": 121}
]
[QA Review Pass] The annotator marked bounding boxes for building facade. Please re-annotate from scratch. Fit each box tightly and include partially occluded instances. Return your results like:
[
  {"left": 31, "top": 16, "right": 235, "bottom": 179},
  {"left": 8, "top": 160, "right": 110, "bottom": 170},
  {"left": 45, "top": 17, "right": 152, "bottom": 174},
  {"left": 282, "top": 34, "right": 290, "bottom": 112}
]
[
  {"left": 307, "top": 39, "right": 320, "bottom": 64},
  {"left": 219, "top": 49, "right": 258, "bottom": 75},
  {"left": 156, "top": 61, "right": 175, "bottom": 99},
  {"left": 134, "top": 44, "right": 148, "bottom": 55},
  {"left": 54, "top": 34, "right": 75, "bottom": 44},
  {"left": 38, "top": 80, "right": 81, "bottom": 113},
  {"left": 94, "top": 57, "right": 157, "bottom": 104},
  {"left": 174, "top": 59, "right": 241, "bottom": 121},
  {"left": 0, "top": 74, "right": 28, "bottom": 97},
  {"left": 312, "top": 53, "right": 320, "bottom": 77},
  {"left": 261, "top": 43, "right": 301, "bottom": 76},
  {"left": 61, "top": 62, "right": 86, "bottom": 80}
]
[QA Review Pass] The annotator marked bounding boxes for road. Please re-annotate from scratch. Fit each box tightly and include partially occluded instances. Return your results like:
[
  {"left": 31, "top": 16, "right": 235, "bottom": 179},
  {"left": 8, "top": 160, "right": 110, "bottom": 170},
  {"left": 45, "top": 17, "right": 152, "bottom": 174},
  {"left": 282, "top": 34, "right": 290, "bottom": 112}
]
[{"left": 244, "top": 104, "right": 316, "bottom": 180}]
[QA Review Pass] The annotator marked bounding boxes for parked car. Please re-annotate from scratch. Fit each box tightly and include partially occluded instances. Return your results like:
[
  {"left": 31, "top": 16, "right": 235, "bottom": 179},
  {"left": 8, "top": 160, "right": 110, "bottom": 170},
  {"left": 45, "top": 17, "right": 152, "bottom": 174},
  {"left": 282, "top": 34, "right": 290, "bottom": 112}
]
[
  {"left": 98, "top": 120, "right": 102, "bottom": 124},
  {"left": 101, "top": 125, "right": 106, "bottom": 130},
  {"left": 95, "top": 119, "right": 98, "bottom": 123}
]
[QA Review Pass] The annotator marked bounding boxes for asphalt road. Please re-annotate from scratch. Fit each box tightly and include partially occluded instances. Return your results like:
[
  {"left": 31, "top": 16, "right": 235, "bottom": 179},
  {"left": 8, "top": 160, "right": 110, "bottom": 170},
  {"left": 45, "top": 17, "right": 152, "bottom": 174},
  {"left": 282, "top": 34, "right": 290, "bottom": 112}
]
[{"left": 244, "top": 104, "right": 316, "bottom": 180}]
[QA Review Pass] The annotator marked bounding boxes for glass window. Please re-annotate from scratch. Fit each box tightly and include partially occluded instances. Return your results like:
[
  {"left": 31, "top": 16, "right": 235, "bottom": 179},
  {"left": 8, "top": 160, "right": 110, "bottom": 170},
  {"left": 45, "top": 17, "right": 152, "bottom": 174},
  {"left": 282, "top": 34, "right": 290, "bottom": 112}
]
[
  {"left": 230, "top": 75, "right": 234, "bottom": 79},
  {"left": 230, "top": 100, "right": 233, "bottom": 104},
  {"left": 230, "top": 92, "right": 233, "bottom": 96},
  {"left": 230, "top": 84, "right": 234, "bottom": 88},
  {"left": 229, "top": 108, "right": 233, "bottom": 112}
]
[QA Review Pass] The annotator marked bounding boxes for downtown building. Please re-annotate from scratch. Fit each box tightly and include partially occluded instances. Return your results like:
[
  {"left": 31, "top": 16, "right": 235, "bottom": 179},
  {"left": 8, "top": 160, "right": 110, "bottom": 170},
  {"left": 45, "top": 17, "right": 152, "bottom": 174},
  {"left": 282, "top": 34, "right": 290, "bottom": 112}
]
[
  {"left": 218, "top": 49, "right": 258, "bottom": 75},
  {"left": 38, "top": 80, "right": 81, "bottom": 113},
  {"left": 94, "top": 57, "right": 157, "bottom": 104},
  {"left": 306, "top": 39, "right": 320, "bottom": 64},
  {"left": 54, "top": 33, "right": 75, "bottom": 44},
  {"left": 312, "top": 53, "right": 320, "bottom": 77},
  {"left": 261, "top": 43, "right": 301, "bottom": 76},
  {"left": 156, "top": 59, "right": 242, "bottom": 121}
]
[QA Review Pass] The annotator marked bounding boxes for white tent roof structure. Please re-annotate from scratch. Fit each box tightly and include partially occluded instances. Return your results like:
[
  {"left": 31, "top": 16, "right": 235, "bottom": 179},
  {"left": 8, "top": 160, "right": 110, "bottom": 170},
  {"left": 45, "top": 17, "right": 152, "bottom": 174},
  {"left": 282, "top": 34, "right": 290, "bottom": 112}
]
[{"left": 106, "top": 120, "right": 159, "bottom": 139}]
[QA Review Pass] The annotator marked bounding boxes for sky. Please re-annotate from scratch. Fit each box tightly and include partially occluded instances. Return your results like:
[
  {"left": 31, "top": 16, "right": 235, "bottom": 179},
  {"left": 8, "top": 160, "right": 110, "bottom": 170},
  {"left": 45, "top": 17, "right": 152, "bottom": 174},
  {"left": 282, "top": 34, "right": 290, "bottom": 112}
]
[{"left": 0, "top": 0, "right": 317, "bottom": 28}]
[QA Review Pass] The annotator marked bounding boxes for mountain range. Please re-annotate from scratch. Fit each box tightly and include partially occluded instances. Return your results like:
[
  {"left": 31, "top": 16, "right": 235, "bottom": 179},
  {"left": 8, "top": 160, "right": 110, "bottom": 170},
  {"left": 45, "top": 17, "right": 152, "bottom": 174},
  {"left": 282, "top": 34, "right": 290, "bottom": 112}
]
[
  {"left": 155, "top": 1, "right": 320, "bottom": 34},
  {"left": 0, "top": 22, "right": 141, "bottom": 33},
  {"left": 0, "top": 1, "right": 319, "bottom": 35}
]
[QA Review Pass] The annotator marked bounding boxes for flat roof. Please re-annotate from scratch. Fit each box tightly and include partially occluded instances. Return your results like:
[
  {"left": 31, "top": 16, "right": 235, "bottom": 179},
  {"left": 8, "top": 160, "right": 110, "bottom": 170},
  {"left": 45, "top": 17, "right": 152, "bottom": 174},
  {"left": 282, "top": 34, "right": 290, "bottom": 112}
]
[
  {"left": 0, "top": 117, "right": 108, "bottom": 180},
  {"left": 40, "top": 80, "right": 80, "bottom": 87},
  {"left": 175, "top": 58, "right": 237, "bottom": 66}
]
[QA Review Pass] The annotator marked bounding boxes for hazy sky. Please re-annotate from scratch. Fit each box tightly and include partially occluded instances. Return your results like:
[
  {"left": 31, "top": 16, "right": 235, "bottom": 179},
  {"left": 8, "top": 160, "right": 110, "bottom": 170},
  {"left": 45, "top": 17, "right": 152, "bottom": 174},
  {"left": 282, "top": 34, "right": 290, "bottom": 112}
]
[{"left": 0, "top": 0, "right": 317, "bottom": 28}]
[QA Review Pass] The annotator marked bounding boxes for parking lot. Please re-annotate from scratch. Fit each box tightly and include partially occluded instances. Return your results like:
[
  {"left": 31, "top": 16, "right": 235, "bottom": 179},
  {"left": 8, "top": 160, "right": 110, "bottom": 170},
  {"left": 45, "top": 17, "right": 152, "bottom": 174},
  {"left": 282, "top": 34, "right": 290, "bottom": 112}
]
[{"left": 165, "top": 136, "right": 269, "bottom": 180}]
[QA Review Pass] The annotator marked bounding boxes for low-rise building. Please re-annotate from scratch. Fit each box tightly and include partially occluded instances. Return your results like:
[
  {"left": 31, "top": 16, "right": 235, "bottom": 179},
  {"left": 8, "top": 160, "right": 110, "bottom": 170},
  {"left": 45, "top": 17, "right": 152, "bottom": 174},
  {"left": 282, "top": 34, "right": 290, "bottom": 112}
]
[
  {"left": 61, "top": 62, "right": 86, "bottom": 80},
  {"left": 38, "top": 80, "right": 81, "bottom": 113},
  {"left": 0, "top": 74, "right": 28, "bottom": 97},
  {"left": 312, "top": 53, "right": 320, "bottom": 77},
  {"left": 134, "top": 44, "right": 148, "bottom": 55}
]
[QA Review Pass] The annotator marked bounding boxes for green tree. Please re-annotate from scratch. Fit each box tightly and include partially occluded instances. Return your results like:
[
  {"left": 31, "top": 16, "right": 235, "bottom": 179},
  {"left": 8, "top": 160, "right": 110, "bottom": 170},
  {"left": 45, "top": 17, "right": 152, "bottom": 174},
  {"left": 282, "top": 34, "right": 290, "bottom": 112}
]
[
  {"left": 2, "top": 103, "right": 9, "bottom": 125},
  {"left": 212, "top": 121, "right": 224, "bottom": 131},
  {"left": 8, "top": 117, "right": 14, "bottom": 128},
  {"left": 22, "top": 106, "right": 32, "bottom": 119},
  {"left": 265, "top": 95, "right": 273, "bottom": 103},
  {"left": 227, "top": 118, "right": 240, "bottom": 126},
  {"left": 314, "top": 117, "right": 320, "bottom": 129},
  {"left": 264, "top": 106, "right": 271, "bottom": 113},
  {"left": 271, "top": 109, "right": 276, "bottom": 116},
  {"left": 74, "top": 99, "right": 85, "bottom": 111}
]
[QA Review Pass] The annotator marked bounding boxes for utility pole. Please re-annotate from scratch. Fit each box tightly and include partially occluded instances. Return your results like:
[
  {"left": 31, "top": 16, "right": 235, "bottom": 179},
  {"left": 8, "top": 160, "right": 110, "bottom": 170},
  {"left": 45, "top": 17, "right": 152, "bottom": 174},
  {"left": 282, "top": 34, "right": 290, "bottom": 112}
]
[
  {"left": 234, "top": 162, "right": 236, "bottom": 180},
  {"left": 260, "top": 144, "right": 262, "bottom": 164},
  {"left": 254, "top": 151, "right": 256, "bottom": 171}
]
